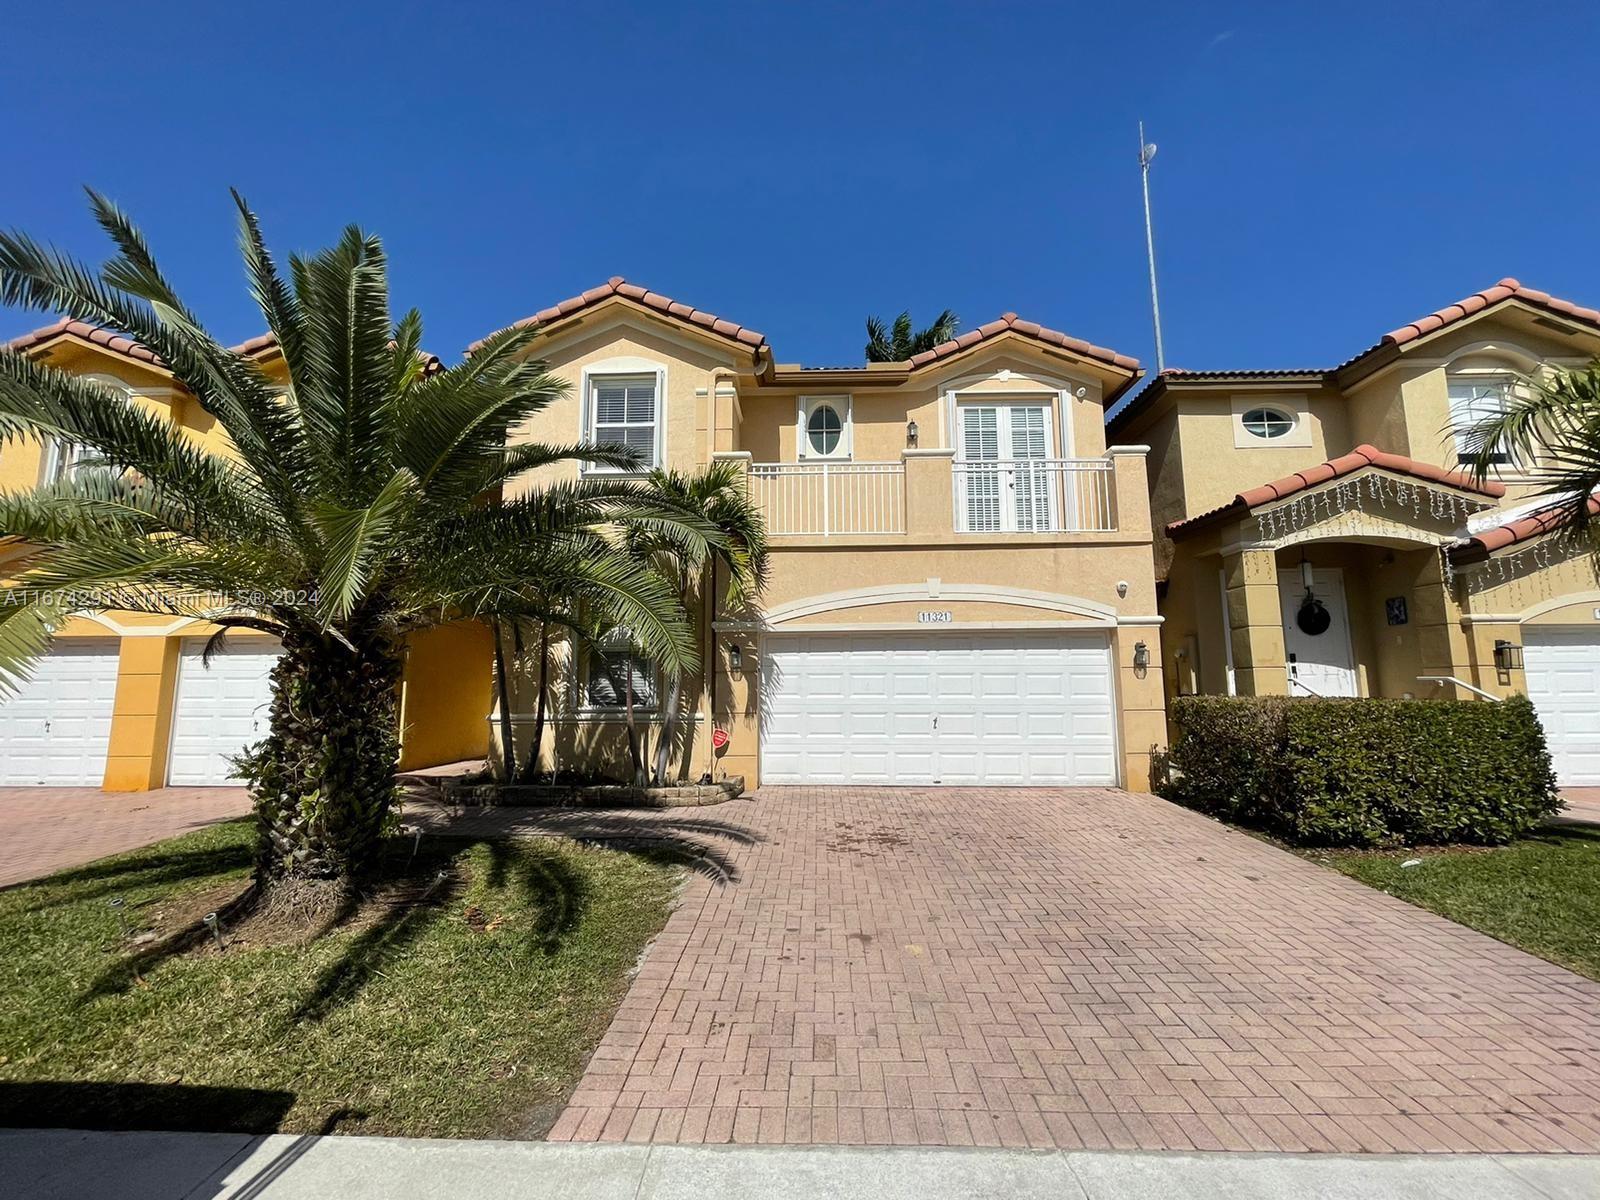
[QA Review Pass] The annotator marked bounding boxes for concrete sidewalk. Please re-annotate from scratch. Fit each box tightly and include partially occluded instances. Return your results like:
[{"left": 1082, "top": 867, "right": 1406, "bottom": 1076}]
[{"left": 4, "top": 1130, "right": 1596, "bottom": 1199}]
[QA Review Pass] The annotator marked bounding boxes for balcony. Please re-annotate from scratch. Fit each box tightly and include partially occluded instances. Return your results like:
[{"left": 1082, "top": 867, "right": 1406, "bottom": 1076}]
[
  {"left": 750, "top": 461, "right": 906, "bottom": 536},
  {"left": 731, "top": 447, "right": 1148, "bottom": 542},
  {"left": 952, "top": 458, "right": 1115, "bottom": 534}
]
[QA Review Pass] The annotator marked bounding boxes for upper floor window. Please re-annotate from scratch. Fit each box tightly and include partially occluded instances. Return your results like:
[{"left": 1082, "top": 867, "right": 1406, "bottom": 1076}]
[
  {"left": 798, "top": 395, "right": 851, "bottom": 460},
  {"left": 1240, "top": 407, "right": 1296, "bottom": 440},
  {"left": 588, "top": 373, "right": 659, "bottom": 470},
  {"left": 1447, "top": 378, "right": 1511, "bottom": 465},
  {"left": 39, "top": 439, "right": 84, "bottom": 486}
]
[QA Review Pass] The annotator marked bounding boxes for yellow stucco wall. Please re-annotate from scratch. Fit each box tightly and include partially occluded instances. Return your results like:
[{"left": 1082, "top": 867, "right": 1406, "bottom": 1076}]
[{"left": 398, "top": 621, "right": 495, "bottom": 770}]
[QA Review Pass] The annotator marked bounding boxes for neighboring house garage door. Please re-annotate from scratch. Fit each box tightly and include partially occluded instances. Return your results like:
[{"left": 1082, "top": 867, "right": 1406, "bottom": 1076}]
[
  {"left": 167, "top": 639, "right": 281, "bottom": 785},
  {"left": 0, "top": 640, "right": 119, "bottom": 786},
  {"left": 1523, "top": 627, "right": 1600, "bottom": 786},
  {"left": 761, "top": 630, "right": 1117, "bottom": 786}
]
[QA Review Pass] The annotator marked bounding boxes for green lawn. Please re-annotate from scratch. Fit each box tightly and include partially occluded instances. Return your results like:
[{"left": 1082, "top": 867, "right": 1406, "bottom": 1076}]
[
  {"left": 1311, "top": 823, "right": 1600, "bottom": 981},
  {"left": 0, "top": 819, "right": 679, "bottom": 1137}
]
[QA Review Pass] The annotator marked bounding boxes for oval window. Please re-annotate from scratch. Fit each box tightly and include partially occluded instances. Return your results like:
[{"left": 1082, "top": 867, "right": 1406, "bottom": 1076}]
[
  {"left": 1241, "top": 407, "right": 1295, "bottom": 440},
  {"left": 806, "top": 404, "right": 843, "bottom": 456}
]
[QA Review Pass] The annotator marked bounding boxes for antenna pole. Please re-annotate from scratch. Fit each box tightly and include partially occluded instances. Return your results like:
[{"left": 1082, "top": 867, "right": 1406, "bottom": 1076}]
[{"left": 1138, "top": 120, "right": 1166, "bottom": 373}]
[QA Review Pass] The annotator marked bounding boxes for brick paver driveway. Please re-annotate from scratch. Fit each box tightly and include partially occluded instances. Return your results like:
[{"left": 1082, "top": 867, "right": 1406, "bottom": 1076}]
[
  {"left": 0, "top": 787, "right": 249, "bottom": 887},
  {"left": 541, "top": 787, "right": 1600, "bottom": 1152}
]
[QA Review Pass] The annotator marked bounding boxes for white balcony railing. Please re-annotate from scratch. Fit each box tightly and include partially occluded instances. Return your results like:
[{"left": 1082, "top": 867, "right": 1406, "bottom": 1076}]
[
  {"left": 952, "top": 458, "right": 1116, "bottom": 533},
  {"left": 749, "top": 461, "right": 906, "bottom": 535}
]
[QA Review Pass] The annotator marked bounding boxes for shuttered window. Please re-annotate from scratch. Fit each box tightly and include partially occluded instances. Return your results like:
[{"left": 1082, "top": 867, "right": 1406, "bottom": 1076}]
[
  {"left": 589, "top": 374, "right": 659, "bottom": 469},
  {"left": 584, "top": 631, "right": 658, "bottom": 710}
]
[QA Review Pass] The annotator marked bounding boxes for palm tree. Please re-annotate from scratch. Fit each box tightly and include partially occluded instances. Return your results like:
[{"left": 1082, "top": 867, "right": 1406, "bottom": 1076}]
[
  {"left": 864, "top": 309, "right": 960, "bottom": 363},
  {"left": 0, "top": 191, "right": 711, "bottom": 911},
  {"left": 633, "top": 461, "right": 769, "bottom": 787},
  {"left": 1467, "top": 363, "right": 1600, "bottom": 538}
]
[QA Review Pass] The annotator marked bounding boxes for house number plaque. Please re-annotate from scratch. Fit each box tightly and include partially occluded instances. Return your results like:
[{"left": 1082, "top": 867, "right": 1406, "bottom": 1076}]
[{"left": 917, "top": 610, "right": 953, "bottom": 624}]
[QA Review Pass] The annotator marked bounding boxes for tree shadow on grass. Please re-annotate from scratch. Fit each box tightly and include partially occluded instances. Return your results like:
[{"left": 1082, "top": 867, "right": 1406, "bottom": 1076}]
[{"left": 8, "top": 825, "right": 254, "bottom": 913}]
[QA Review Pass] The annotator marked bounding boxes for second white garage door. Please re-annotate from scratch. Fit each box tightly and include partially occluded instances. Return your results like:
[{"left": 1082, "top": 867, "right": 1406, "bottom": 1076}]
[
  {"left": 0, "top": 641, "right": 120, "bottom": 786},
  {"left": 760, "top": 630, "right": 1118, "bottom": 786},
  {"left": 1524, "top": 627, "right": 1600, "bottom": 786},
  {"left": 168, "top": 639, "right": 282, "bottom": 785}
]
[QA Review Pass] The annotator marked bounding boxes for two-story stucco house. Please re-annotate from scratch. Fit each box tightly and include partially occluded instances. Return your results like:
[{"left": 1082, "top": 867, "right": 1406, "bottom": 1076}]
[
  {"left": 1108, "top": 278, "right": 1600, "bottom": 787},
  {"left": 3, "top": 273, "right": 1597, "bottom": 797},
  {"left": 484, "top": 279, "right": 1167, "bottom": 792}
]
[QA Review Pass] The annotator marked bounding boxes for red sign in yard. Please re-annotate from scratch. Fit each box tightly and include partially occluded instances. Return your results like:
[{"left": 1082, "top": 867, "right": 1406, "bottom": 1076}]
[{"left": 711, "top": 727, "right": 730, "bottom": 751}]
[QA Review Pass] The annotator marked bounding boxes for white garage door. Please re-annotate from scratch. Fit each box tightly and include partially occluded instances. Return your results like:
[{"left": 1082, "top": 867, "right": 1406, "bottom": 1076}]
[
  {"left": 1524, "top": 627, "right": 1600, "bottom": 786},
  {"left": 761, "top": 630, "right": 1118, "bottom": 786},
  {"left": 167, "top": 639, "right": 281, "bottom": 785},
  {"left": 0, "top": 640, "right": 119, "bottom": 785}
]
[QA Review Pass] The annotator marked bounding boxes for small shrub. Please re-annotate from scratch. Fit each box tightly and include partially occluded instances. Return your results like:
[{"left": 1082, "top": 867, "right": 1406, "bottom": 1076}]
[{"left": 1162, "top": 694, "right": 1559, "bottom": 847}]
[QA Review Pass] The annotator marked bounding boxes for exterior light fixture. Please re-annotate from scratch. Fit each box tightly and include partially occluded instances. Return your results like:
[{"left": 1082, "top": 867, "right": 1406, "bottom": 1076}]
[
  {"left": 1493, "top": 639, "right": 1523, "bottom": 672},
  {"left": 729, "top": 644, "right": 743, "bottom": 671},
  {"left": 906, "top": 419, "right": 919, "bottom": 448},
  {"left": 1300, "top": 556, "right": 1315, "bottom": 591},
  {"left": 1133, "top": 641, "right": 1150, "bottom": 670}
]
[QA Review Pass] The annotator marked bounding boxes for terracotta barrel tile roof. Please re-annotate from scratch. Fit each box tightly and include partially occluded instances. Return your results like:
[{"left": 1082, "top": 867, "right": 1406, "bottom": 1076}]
[
  {"left": 467, "top": 277, "right": 768, "bottom": 355},
  {"left": 906, "top": 311, "right": 1139, "bottom": 372},
  {"left": 1451, "top": 491, "right": 1600, "bottom": 564},
  {"left": 4, "top": 317, "right": 163, "bottom": 367},
  {"left": 1384, "top": 277, "right": 1600, "bottom": 347},
  {"left": 1167, "top": 443, "right": 1506, "bottom": 539}
]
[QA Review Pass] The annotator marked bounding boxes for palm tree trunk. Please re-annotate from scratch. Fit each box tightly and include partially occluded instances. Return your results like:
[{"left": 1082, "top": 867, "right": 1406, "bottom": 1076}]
[
  {"left": 517, "top": 621, "right": 550, "bottom": 784},
  {"left": 492, "top": 620, "right": 516, "bottom": 783},
  {"left": 622, "top": 660, "right": 643, "bottom": 786},
  {"left": 651, "top": 569, "right": 694, "bottom": 786},
  {"left": 247, "top": 620, "right": 404, "bottom": 909}
]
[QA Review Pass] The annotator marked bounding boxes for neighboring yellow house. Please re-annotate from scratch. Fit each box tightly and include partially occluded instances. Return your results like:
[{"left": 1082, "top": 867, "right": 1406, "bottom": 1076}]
[
  {"left": 484, "top": 279, "right": 1167, "bottom": 791},
  {"left": 0, "top": 320, "right": 491, "bottom": 790},
  {"left": 1108, "top": 278, "right": 1600, "bottom": 787}
]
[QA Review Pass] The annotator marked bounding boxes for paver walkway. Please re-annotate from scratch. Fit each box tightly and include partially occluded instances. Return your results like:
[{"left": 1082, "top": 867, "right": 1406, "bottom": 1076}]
[
  {"left": 0, "top": 787, "right": 249, "bottom": 887},
  {"left": 477, "top": 787, "right": 1600, "bottom": 1153}
]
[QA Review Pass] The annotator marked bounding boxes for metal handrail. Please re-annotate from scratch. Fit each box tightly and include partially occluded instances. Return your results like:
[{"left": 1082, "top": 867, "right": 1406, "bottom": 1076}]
[
  {"left": 749, "top": 460, "right": 906, "bottom": 536},
  {"left": 1417, "top": 675, "right": 1504, "bottom": 702},
  {"left": 952, "top": 457, "right": 1116, "bottom": 533}
]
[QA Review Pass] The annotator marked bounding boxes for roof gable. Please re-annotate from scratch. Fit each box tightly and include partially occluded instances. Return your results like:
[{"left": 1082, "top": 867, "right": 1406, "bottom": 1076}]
[
  {"left": 468, "top": 277, "right": 768, "bottom": 358},
  {"left": 1167, "top": 443, "right": 1505, "bottom": 540}
]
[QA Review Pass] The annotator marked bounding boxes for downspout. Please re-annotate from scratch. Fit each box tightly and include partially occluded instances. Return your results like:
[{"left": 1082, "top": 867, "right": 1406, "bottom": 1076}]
[{"left": 705, "top": 366, "right": 740, "bottom": 781}]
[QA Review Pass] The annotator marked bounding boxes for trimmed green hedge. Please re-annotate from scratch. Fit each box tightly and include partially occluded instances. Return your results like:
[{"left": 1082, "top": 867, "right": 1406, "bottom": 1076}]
[{"left": 1159, "top": 695, "right": 1559, "bottom": 847}]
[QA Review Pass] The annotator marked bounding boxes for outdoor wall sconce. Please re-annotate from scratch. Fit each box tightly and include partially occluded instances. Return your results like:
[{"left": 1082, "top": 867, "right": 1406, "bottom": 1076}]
[
  {"left": 1493, "top": 639, "right": 1523, "bottom": 672},
  {"left": 729, "top": 644, "right": 743, "bottom": 671},
  {"left": 1133, "top": 641, "right": 1150, "bottom": 671},
  {"left": 906, "top": 419, "right": 919, "bottom": 448}
]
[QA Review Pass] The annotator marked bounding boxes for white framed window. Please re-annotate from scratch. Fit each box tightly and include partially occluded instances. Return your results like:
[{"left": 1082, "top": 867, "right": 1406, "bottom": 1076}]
[
  {"left": 797, "top": 395, "right": 851, "bottom": 460},
  {"left": 582, "top": 631, "right": 658, "bottom": 711},
  {"left": 586, "top": 371, "right": 661, "bottom": 471},
  {"left": 39, "top": 439, "right": 84, "bottom": 486},
  {"left": 1447, "top": 377, "right": 1511, "bottom": 465},
  {"left": 1230, "top": 393, "right": 1311, "bottom": 448},
  {"left": 1240, "top": 407, "right": 1296, "bottom": 440}
]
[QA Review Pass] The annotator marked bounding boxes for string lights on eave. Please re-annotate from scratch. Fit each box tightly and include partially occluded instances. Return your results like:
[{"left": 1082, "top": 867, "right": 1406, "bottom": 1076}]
[
  {"left": 1253, "top": 472, "right": 1485, "bottom": 545},
  {"left": 1461, "top": 525, "right": 1600, "bottom": 600}
]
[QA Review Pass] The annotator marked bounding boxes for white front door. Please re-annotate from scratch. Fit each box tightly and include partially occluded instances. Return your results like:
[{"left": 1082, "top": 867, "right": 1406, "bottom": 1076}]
[
  {"left": 1279, "top": 567, "right": 1357, "bottom": 697},
  {"left": 957, "top": 404, "right": 1055, "bottom": 532},
  {"left": 760, "top": 630, "right": 1118, "bottom": 786},
  {"left": 1523, "top": 627, "right": 1600, "bottom": 785},
  {"left": 0, "top": 641, "right": 119, "bottom": 785},
  {"left": 167, "top": 639, "right": 281, "bottom": 785}
]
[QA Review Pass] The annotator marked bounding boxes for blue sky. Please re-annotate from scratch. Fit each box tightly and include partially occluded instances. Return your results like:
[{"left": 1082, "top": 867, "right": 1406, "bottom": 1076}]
[{"left": 4, "top": 1, "right": 1598, "bottom": 376}]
